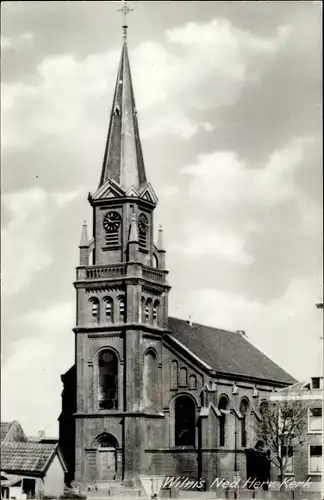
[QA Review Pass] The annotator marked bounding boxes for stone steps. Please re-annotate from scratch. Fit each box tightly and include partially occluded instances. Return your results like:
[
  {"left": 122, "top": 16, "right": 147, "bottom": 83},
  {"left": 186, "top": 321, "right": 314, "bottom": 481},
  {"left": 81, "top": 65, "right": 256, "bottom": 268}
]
[{"left": 86, "top": 481, "right": 142, "bottom": 499}]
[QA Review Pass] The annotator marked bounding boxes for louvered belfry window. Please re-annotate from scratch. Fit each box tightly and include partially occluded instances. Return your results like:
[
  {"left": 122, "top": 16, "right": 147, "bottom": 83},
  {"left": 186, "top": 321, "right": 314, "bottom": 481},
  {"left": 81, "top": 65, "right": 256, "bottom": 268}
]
[{"left": 138, "top": 213, "right": 149, "bottom": 248}]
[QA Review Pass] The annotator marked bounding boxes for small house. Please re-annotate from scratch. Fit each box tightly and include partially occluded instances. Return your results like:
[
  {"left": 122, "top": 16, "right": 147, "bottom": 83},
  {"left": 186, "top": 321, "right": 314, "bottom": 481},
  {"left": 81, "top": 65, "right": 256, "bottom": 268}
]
[{"left": 1, "top": 441, "right": 67, "bottom": 499}]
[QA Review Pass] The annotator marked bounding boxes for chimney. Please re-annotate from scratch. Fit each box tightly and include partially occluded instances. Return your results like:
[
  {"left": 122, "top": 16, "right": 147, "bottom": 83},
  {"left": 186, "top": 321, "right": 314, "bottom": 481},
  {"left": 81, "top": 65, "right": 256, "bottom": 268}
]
[
  {"left": 188, "top": 314, "right": 193, "bottom": 327},
  {"left": 236, "top": 330, "right": 246, "bottom": 337},
  {"left": 38, "top": 430, "right": 45, "bottom": 440}
]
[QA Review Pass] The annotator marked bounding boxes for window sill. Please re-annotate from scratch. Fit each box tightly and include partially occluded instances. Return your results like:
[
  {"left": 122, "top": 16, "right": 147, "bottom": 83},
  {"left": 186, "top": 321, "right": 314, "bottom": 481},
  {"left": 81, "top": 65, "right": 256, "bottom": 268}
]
[
  {"left": 307, "top": 430, "right": 322, "bottom": 434},
  {"left": 308, "top": 472, "right": 322, "bottom": 476},
  {"left": 102, "top": 245, "right": 122, "bottom": 251},
  {"left": 97, "top": 408, "right": 119, "bottom": 412},
  {"left": 173, "top": 445, "right": 196, "bottom": 449}
]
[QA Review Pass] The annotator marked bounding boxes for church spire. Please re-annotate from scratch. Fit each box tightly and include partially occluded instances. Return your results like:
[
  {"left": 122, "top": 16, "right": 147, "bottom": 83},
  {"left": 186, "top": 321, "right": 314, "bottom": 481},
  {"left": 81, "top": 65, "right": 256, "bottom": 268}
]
[{"left": 99, "top": 3, "right": 147, "bottom": 192}]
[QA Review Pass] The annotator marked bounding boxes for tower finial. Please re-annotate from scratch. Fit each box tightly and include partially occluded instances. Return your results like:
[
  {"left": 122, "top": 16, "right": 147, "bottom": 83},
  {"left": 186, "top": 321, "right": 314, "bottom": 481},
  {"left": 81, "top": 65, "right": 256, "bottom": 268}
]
[
  {"left": 79, "top": 220, "right": 89, "bottom": 247},
  {"left": 117, "top": 1, "right": 133, "bottom": 41}
]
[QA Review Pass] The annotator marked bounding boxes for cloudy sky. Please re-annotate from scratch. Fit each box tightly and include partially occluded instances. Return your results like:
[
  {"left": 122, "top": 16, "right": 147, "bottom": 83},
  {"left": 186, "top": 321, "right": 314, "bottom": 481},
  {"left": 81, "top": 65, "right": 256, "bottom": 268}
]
[{"left": 1, "top": 1, "right": 322, "bottom": 437}]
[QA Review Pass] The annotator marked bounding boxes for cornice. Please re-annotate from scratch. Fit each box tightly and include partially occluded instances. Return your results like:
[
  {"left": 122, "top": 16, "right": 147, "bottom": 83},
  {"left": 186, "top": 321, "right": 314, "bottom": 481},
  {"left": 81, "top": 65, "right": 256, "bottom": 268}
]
[
  {"left": 87, "top": 333, "right": 123, "bottom": 339},
  {"left": 74, "top": 277, "right": 171, "bottom": 291},
  {"left": 88, "top": 195, "right": 157, "bottom": 211},
  {"left": 74, "top": 411, "right": 165, "bottom": 419},
  {"left": 73, "top": 323, "right": 171, "bottom": 335}
]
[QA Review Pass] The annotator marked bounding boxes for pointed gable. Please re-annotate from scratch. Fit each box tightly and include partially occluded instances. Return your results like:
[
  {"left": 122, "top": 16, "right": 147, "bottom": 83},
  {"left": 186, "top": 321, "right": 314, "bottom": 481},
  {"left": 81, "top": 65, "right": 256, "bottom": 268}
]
[
  {"left": 138, "top": 182, "right": 159, "bottom": 205},
  {"left": 99, "top": 42, "right": 147, "bottom": 192},
  {"left": 91, "top": 178, "right": 126, "bottom": 200},
  {"left": 1, "top": 421, "right": 27, "bottom": 443},
  {"left": 126, "top": 185, "right": 140, "bottom": 197}
]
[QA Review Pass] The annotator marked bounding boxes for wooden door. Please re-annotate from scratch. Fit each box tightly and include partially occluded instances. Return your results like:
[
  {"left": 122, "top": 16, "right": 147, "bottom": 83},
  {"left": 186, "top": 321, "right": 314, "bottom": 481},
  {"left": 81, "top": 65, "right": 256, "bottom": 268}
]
[{"left": 98, "top": 448, "right": 116, "bottom": 480}]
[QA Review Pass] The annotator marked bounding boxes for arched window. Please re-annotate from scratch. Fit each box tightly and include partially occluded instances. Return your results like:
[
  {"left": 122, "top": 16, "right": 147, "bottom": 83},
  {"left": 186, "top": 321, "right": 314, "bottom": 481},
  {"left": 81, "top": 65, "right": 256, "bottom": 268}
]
[
  {"left": 189, "top": 374, "right": 197, "bottom": 390},
  {"left": 140, "top": 297, "right": 145, "bottom": 323},
  {"left": 143, "top": 350, "right": 156, "bottom": 409},
  {"left": 89, "top": 297, "right": 100, "bottom": 323},
  {"left": 138, "top": 213, "right": 149, "bottom": 248},
  {"left": 218, "top": 395, "right": 229, "bottom": 447},
  {"left": 152, "top": 300, "right": 160, "bottom": 326},
  {"left": 152, "top": 254, "right": 159, "bottom": 269},
  {"left": 175, "top": 395, "right": 196, "bottom": 447},
  {"left": 145, "top": 298, "right": 152, "bottom": 324},
  {"left": 240, "top": 399, "right": 249, "bottom": 448},
  {"left": 179, "top": 367, "right": 188, "bottom": 387},
  {"left": 117, "top": 295, "right": 125, "bottom": 323},
  {"left": 98, "top": 350, "right": 118, "bottom": 410},
  {"left": 170, "top": 360, "right": 178, "bottom": 390},
  {"left": 103, "top": 297, "right": 113, "bottom": 323}
]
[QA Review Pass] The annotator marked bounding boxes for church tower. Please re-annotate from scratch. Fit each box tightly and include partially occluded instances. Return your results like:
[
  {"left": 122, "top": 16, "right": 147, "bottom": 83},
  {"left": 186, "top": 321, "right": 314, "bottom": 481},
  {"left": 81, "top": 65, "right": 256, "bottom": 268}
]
[{"left": 71, "top": 17, "right": 170, "bottom": 486}]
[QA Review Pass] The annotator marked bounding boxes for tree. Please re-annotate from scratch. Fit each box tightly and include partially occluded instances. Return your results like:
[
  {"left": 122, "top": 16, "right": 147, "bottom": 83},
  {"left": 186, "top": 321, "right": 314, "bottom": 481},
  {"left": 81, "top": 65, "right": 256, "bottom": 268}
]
[{"left": 254, "top": 398, "right": 308, "bottom": 488}]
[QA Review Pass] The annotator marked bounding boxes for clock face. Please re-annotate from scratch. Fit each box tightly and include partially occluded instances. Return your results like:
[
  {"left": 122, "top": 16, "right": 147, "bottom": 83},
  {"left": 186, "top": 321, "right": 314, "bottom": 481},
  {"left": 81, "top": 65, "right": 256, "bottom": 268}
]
[
  {"left": 103, "top": 211, "right": 121, "bottom": 233},
  {"left": 138, "top": 213, "right": 149, "bottom": 235}
]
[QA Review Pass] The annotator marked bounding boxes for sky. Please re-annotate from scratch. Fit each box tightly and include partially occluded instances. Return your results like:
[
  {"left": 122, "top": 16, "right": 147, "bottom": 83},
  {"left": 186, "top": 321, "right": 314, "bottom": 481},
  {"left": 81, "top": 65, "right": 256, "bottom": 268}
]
[{"left": 1, "top": 1, "right": 323, "bottom": 437}]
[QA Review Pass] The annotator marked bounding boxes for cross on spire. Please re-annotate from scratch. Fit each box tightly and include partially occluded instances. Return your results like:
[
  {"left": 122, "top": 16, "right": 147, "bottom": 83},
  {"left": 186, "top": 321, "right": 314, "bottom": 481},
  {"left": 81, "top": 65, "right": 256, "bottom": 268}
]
[{"left": 117, "top": 1, "right": 133, "bottom": 40}]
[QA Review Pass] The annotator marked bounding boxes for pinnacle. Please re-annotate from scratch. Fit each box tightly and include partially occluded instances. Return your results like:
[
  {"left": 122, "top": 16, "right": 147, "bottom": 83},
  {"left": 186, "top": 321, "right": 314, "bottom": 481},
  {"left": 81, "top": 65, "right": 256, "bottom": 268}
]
[{"left": 79, "top": 221, "right": 89, "bottom": 247}]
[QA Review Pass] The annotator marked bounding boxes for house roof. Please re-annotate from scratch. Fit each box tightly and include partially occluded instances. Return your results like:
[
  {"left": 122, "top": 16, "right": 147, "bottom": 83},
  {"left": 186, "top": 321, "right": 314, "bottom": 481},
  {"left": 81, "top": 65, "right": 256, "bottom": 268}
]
[
  {"left": 0, "top": 441, "right": 67, "bottom": 476},
  {"left": 28, "top": 437, "right": 58, "bottom": 444},
  {"left": 1, "top": 421, "right": 27, "bottom": 443},
  {"left": 1, "top": 422, "right": 13, "bottom": 441},
  {"left": 166, "top": 317, "right": 296, "bottom": 386},
  {"left": 276, "top": 381, "right": 307, "bottom": 392},
  {"left": 0, "top": 474, "right": 22, "bottom": 487}
]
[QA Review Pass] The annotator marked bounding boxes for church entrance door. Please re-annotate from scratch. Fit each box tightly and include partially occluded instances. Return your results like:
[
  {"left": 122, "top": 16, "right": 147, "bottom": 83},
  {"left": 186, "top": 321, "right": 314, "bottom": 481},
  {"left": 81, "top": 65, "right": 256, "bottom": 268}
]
[
  {"left": 98, "top": 447, "right": 116, "bottom": 480},
  {"left": 95, "top": 434, "right": 118, "bottom": 481}
]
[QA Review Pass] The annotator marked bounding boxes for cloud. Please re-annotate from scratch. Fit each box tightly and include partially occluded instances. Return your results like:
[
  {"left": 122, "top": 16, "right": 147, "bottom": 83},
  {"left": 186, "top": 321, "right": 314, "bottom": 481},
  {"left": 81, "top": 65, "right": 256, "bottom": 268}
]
[
  {"left": 160, "top": 185, "right": 179, "bottom": 198},
  {"left": 52, "top": 187, "right": 85, "bottom": 207},
  {"left": 1, "top": 48, "right": 119, "bottom": 148},
  {"left": 1, "top": 301, "right": 74, "bottom": 436},
  {"left": 135, "top": 20, "right": 289, "bottom": 138},
  {"left": 179, "top": 136, "right": 320, "bottom": 235},
  {"left": 181, "top": 137, "right": 308, "bottom": 209},
  {"left": 1, "top": 18, "right": 290, "bottom": 149},
  {"left": 1, "top": 32, "right": 34, "bottom": 50},
  {"left": 170, "top": 223, "right": 254, "bottom": 265},
  {"left": 170, "top": 137, "right": 322, "bottom": 286},
  {"left": 186, "top": 277, "right": 322, "bottom": 381},
  {"left": 1, "top": 187, "right": 83, "bottom": 296}
]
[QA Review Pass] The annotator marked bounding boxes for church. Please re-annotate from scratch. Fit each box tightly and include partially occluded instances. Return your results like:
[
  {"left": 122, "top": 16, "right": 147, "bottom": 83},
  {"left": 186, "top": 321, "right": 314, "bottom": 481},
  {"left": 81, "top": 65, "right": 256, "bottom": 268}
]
[{"left": 58, "top": 17, "right": 296, "bottom": 490}]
